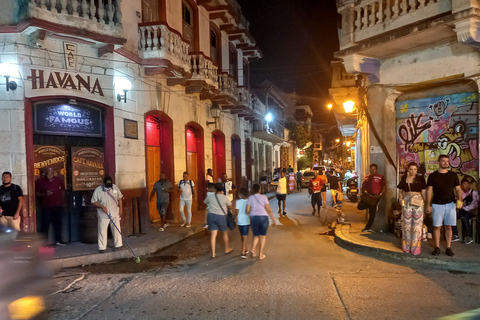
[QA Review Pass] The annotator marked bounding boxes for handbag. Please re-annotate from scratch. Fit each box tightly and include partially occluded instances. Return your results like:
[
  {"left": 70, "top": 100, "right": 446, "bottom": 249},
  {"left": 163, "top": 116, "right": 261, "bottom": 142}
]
[
  {"left": 360, "top": 192, "right": 378, "bottom": 206},
  {"left": 215, "top": 194, "right": 236, "bottom": 230},
  {"left": 408, "top": 183, "right": 424, "bottom": 207}
]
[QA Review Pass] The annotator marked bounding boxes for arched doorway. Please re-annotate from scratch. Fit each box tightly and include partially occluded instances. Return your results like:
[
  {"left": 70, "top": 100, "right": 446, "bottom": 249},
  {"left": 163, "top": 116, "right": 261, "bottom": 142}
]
[
  {"left": 185, "top": 122, "right": 205, "bottom": 211},
  {"left": 212, "top": 130, "right": 225, "bottom": 183},
  {"left": 145, "top": 112, "right": 174, "bottom": 222},
  {"left": 245, "top": 139, "right": 252, "bottom": 192},
  {"left": 231, "top": 135, "right": 242, "bottom": 192}
]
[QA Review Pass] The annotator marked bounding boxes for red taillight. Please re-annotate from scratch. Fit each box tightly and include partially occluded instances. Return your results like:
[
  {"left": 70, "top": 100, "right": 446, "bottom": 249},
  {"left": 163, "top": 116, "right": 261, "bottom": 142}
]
[{"left": 302, "top": 177, "right": 305, "bottom": 180}]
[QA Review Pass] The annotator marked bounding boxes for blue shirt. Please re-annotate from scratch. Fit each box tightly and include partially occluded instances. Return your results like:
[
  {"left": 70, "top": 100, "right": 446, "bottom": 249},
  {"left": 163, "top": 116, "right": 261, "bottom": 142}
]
[{"left": 236, "top": 199, "right": 249, "bottom": 225}]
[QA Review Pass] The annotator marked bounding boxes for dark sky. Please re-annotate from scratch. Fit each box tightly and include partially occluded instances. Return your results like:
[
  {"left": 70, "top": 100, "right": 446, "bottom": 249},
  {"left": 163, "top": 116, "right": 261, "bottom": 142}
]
[{"left": 237, "top": 0, "right": 340, "bottom": 123}]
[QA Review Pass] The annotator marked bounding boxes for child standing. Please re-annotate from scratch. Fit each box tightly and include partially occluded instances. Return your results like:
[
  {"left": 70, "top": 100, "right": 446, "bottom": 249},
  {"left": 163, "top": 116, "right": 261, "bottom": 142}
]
[{"left": 236, "top": 188, "right": 250, "bottom": 258}]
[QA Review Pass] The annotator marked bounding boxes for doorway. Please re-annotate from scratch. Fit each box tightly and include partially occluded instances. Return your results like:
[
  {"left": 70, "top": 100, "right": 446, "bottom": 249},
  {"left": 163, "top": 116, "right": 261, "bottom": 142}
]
[
  {"left": 185, "top": 123, "right": 205, "bottom": 211},
  {"left": 145, "top": 113, "right": 174, "bottom": 221},
  {"left": 231, "top": 135, "right": 242, "bottom": 191},
  {"left": 212, "top": 130, "right": 225, "bottom": 183},
  {"left": 245, "top": 139, "right": 252, "bottom": 192}
]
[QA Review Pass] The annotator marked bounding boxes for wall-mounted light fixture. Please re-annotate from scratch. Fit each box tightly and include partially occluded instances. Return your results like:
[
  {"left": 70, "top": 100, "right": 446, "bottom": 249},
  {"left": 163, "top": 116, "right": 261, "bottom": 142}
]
[
  {"left": 206, "top": 102, "right": 221, "bottom": 128},
  {"left": 0, "top": 63, "right": 18, "bottom": 91},
  {"left": 115, "top": 78, "right": 132, "bottom": 103},
  {"left": 343, "top": 93, "right": 356, "bottom": 113}
]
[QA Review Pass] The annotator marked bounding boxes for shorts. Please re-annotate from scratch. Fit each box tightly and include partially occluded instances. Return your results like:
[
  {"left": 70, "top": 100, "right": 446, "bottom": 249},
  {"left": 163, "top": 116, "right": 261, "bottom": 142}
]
[
  {"left": 331, "top": 190, "right": 343, "bottom": 201},
  {"left": 261, "top": 181, "right": 267, "bottom": 184},
  {"left": 276, "top": 193, "right": 287, "bottom": 201},
  {"left": 238, "top": 225, "right": 250, "bottom": 236},
  {"left": 250, "top": 216, "right": 269, "bottom": 236},
  {"left": 311, "top": 192, "right": 322, "bottom": 206},
  {"left": 432, "top": 202, "right": 456, "bottom": 227},
  {"left": 156, "top": 202, "right": 168, "bottom": 216},
  {"left": 207, "top": 213, "right": 228, "bottom": 232}
]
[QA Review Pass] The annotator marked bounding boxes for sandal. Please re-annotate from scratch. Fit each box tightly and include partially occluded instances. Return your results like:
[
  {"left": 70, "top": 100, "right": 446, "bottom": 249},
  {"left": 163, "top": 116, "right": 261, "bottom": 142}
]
[
  {"left": 225, "top": 248, "right": 234, "bottom": 254},
  {"left": 251, "top": 251, "right": 257, "bottom": 258},
  {"left": 259, "top": 254, "right": 266, "bottom": 260}
]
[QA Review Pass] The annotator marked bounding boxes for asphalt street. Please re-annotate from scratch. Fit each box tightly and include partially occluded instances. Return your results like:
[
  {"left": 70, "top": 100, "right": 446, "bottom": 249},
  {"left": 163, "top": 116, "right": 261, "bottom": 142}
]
[{"left": 46, "top": 191, "right": 480, "bottom": 320}]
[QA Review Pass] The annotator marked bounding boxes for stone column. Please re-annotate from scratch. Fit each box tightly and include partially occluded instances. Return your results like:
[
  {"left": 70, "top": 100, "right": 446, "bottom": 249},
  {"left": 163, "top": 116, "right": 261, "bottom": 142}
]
[{"left": 366, "top": 85, "right": 402, "bottom": 231}]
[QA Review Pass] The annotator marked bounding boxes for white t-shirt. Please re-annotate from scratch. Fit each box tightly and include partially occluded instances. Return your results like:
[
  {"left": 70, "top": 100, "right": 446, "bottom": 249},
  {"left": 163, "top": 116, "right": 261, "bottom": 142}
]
[
  {"left": 178, "top": 180, "right": 195, "bottom": 201},
  {"left": 236, "top": 199, "right": 249, "bottom": 226},
  {"left": 277, "top": 177, "right": 288, "bottom": 194}
]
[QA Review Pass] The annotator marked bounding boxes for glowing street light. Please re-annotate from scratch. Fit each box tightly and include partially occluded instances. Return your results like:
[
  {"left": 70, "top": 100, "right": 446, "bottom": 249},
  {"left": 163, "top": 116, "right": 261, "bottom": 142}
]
[
  {"left": 343, "top": 100, "right": 355, "bottom": 113},
  {"left": 346, "top": 141, "right": 351, "bottom": 147},
  {"left": 335, "top": 138, "right": 340, "bottom": 143},
  {"left": 327, "top": 103, "right": 333, "bottom": 110},
  {"left": 265, "top": 112, "right": 273, "bottom": 122}
]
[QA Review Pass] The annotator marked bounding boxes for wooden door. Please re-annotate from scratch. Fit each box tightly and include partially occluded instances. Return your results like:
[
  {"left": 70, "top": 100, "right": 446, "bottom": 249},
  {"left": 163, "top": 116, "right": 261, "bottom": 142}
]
[
  {"left": 147, "top": 146, "right": 161, "bottom": 221},
  {"left": 186, "top": 151, "right": 198, "bottom": 212}
]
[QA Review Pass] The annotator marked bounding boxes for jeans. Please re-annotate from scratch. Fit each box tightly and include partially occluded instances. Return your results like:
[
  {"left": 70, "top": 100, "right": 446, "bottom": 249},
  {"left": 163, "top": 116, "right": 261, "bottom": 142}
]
[
  {"left": 40, "top": 206, "right": 64, "bottom": 243},
  {"left": 358, "top": 200, "right": 378, "bottom": 230},
  {"left": 452, "top": 209, "right": 474, "bottom": 237},
  {"left": 179, "top": 199, "right": 192, "bottom": 224}
]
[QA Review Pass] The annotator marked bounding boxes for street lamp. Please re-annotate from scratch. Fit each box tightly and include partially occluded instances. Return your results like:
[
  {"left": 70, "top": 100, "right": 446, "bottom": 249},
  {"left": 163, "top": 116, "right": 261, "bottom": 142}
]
[
  {"left": 327, "top": 103, "right": 333, "bottom": 110},
  {"left": 265, "top": 112, "right": 273, "bottom": 122},
  {"left": 335, "top": 138, "right": 340, "bottom": 143},
  {"left": 0, "top": 62, "right": 18, "bottom": 91},
  {"left": 206, "top": 102, "right": 221, "bottom": 128},
  {"left": 115, "top": 78, "right": 132, "bottom": 103},
  {"left": 343, "top": 93, "right": 355, "bottom": 113}
]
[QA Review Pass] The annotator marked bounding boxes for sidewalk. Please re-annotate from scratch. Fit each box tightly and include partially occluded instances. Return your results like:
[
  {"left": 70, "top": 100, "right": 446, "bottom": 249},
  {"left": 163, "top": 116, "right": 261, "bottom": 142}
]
[
  {"left": 47, "top": 191, "right": 278, "bottom": 270},
  {"left": 333, "top": 200, "right": 480, "bottom": 274}
]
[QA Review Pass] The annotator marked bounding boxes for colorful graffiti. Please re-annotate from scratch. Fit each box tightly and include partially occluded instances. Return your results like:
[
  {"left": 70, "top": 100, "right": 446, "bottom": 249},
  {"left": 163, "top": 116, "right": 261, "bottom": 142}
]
[{"left": 396, "top": 92, "right": 479, "bottom": 187}]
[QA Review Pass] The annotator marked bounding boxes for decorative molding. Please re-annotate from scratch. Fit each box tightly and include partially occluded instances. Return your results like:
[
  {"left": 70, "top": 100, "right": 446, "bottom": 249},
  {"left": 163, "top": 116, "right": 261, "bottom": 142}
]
[
  {"left": 454, "top": 17, "right": 480, "bottom": 49},
  {"left": 342, "top": 53, "right": 381, "bottom": 84}
]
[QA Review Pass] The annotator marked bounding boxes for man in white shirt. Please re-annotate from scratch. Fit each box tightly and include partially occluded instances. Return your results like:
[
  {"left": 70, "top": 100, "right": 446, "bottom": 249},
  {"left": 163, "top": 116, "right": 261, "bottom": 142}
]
[
  {"left": 221, "top": 173, "right": 236, "bottom": 202},
  {"left": 92, "top": 176, "right": 123, "bottom": 253},
  {"left": 206, "top": 168, "right": 214, "bottom": 184},
  {"left": 178, "top": 171, "right": 195, "bottom": 227},
  {"left": 276, "top": 170, "right": 288, "bottom": 215}
]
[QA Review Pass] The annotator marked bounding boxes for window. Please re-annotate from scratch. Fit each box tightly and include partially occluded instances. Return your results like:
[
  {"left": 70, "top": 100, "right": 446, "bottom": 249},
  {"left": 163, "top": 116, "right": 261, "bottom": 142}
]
[
  {"left": 142, "top": 0, "right": 159, "bottom": 23},
  {"left": 210, "top": 29, "right": 219, "bottom": 65},
  {"left": 182, "top": 1, "right": 195, "bottom": 52},
  {"left": 183, "top": 4, "right": 191, "bottom": 25},
  {"left": 229, "top": 46, "right": 237, "bottom": 80}
]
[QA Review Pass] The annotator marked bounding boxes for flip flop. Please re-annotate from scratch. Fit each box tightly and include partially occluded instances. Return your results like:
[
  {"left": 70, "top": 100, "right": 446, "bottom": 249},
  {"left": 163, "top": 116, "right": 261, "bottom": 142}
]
[
  {"left": 259, "top": 254, "right": 266, "bottom": 260},
  {"left": 225, "top": 248, "right": 234, "bottom": 254}
]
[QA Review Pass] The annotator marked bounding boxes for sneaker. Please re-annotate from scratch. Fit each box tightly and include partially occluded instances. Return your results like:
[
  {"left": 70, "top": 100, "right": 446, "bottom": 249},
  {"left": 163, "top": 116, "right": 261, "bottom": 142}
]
[
  {"left": 464, "top": 237, "right": 473, "bottom": 245},
  {"left": 203, "top": 224, "right": 209, "bottom": 229},
  {"left": 163, "top": 223, "right": 168, "bottom": 228},
  {"left": 113, "top": 246, "right": 123, "bottom": 252},
  {"left": 241, "top": 254, "right": 248, "bottom": 259},
  {"left": 283, "top": 212, "right": 287, "bottom": 215},
  {"left": 185, "top": 224, "right": 191, "bottom": 228},
  {"left": 446, "top": 247, "right": 455, "bottom": 256},
  {"left": 55, "top": 242, "right": 66, "bottom": 246},
  {"left": 334, "top": 204, "right": 338, "bottom": 209},
  {"left": 432, "top": 247, "right": 441, "bottom": 256},
  {"left": 452, "top": 235, "right": 461, "bottom": 242},
  {"left": 98, "top": 250, "right": 106, "bottom": 253},
  {"left": 158, "top": 227, "right": 165, "bottom": 232},
  {"left": 180, "top": 222, "right": 186, "bottom": 227}
]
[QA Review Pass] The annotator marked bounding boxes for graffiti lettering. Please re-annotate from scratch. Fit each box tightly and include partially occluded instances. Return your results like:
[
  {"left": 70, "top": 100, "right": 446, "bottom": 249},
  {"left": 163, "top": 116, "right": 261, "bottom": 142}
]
[{"left": 398, "top": 113, "right": 432, "bottom": 152}]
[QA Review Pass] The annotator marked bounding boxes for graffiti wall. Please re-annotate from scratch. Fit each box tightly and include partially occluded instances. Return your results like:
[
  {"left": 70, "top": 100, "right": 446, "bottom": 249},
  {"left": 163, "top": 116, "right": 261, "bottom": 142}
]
[{"left": 396, "top": 92, "right": 479, "bottom": 186}]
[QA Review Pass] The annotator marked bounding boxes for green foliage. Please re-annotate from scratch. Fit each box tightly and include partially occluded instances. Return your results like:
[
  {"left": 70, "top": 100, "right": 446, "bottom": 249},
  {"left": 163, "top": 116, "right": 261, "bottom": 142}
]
[
  {"left": 297, "top": 145, "right": 314, "bottom": 170},
  {"left": 287, "top": 118, "right": 312, "bottom": 149}
]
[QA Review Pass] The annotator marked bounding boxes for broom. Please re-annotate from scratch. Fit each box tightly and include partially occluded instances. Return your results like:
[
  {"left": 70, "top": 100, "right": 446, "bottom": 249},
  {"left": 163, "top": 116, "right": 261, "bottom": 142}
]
[{"left": 107, "top": 213, "right": 141, "bottom": 263}]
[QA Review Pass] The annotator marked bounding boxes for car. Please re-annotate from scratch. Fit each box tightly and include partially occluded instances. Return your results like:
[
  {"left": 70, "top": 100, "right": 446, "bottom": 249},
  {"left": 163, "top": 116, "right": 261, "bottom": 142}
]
[
  {"left": 301, "top": 171, "right": 316, "bottom": 188},
  {"left": 313, "top": 166, "right": 326, "bottom": 173}
]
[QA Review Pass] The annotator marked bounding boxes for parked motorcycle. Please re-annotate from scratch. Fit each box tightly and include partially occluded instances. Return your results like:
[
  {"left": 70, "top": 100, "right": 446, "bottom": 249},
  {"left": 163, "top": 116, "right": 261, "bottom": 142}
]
[{"left": 346, "top": 177, "right": 359, "bottom": 203}]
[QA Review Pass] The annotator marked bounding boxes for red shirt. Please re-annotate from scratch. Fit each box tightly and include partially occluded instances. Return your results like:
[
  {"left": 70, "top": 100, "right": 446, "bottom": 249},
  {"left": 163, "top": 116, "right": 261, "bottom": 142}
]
[
  {"left": 362, "top": 174, "right": 385, "bottom": 195},
  {"left": 36, "top": 176, "right": 65, "bottom": 208},
  {"left": 309, "top": 175, "right": 327, "bottom": 193}
]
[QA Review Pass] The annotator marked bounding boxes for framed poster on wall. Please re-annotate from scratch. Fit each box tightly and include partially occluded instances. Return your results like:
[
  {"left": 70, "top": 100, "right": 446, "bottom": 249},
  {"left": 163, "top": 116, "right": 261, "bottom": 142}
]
[
  {"left": 71, "top": 147, "right": 105, "bottom": 191},
  {"left": 33, "top": 145, "right": 67, "bottom": 185}
]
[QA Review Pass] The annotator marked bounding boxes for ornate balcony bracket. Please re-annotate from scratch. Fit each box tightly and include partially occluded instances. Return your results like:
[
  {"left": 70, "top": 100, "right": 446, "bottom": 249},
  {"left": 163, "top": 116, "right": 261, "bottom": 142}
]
[
  {"left": 342, "top": 53, "right": 380, "bottom": 84},
  {"left": 454, "top": 17, "right": 480, "bottom": 50}
]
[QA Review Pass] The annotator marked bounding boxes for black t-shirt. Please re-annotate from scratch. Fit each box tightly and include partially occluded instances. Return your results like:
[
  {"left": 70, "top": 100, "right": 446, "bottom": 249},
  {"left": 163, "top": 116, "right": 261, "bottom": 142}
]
[
  {"left": 427, "top": 171, "right": 459, "bottom": 204},
  {"left": 397, "top": 175, "right": 426, "bottom": 192},
  {"left": 0, "top": 184, "right": 23, "bottom": 216},
  {"left": 328, "top": 175, "right": 340, "bottom": 190}
]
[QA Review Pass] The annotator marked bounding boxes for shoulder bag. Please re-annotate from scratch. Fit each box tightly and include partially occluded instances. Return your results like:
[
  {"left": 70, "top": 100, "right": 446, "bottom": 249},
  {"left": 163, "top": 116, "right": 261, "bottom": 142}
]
[
  {"left": 215, "top": 194, "right": 236, "bottom": 230},
  {"left": 360, "top": 192, "right": 378, "bottom": 206},
  {"left": 408, "top": 182, "right": 424, "bottom": 207}
]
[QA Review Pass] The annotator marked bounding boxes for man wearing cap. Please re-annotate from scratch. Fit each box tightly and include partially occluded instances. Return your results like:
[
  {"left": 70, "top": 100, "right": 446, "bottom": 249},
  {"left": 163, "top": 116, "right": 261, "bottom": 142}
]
[{"left": 92, "top": 176, "right": 123, "bottom": 253}]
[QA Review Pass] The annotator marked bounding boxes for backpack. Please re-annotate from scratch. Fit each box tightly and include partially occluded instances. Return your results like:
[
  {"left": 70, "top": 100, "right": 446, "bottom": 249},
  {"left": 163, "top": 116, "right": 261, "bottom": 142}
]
[{"left": 179, "top": 180, "right": 194, "bottom": 195}]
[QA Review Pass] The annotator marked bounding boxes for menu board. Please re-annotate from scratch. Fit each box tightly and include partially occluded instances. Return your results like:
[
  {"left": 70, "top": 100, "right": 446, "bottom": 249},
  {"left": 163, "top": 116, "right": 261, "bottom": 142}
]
[
  {"left": 33, "top": 145, "right": 67, "bottom": 184},
  {"left": 71, "top": 147, "right": 105, "bottom": 191}
]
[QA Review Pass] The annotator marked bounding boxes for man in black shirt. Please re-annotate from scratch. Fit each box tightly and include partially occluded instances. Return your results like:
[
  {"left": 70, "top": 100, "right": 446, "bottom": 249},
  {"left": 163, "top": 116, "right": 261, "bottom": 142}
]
[
  {"left": 328, "top": 170, "right": 342, "bottom": 208},
  {"left": 426, "top": 155, "right": 461, "bottom": 257},
  {"left": 0, "top": 172, "right": 23, "bottom": 231}
]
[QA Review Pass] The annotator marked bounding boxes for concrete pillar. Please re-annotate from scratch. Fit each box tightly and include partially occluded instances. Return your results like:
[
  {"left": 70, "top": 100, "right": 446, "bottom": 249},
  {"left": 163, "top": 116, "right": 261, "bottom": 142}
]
[{"left": 367, "top": 85, "right": 402, "bottom": 231}]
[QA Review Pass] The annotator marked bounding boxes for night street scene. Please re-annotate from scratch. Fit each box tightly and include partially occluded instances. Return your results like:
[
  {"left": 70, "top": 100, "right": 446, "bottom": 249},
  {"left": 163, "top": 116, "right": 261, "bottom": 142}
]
[{"left": 1, "top": 0, "right": 480, "bottom": 319}]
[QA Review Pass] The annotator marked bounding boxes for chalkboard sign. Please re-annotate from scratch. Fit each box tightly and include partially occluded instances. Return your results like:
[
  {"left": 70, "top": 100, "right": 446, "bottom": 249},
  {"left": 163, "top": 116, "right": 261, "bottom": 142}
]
[
  {"left": 34, "top": 102, "right": 103, "bottom": 137},
  {"left": 71, "top": 147, "right": 105, "bottom": 191}
]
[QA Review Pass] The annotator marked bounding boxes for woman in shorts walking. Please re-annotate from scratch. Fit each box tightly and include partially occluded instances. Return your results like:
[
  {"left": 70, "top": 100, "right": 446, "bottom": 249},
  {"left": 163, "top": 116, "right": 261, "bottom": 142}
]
[{"left": 246, "top": 184, "right": 277, "bottom": 260}]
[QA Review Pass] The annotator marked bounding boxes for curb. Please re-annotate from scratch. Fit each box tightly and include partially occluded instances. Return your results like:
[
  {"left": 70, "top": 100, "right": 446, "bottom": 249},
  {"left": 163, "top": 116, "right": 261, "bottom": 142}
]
[
  {"left": 47, "top": 225, "right": 205, "bottom": 270},
  {"left": 334, "top": 223, "right": 480, "bottom": 274}
]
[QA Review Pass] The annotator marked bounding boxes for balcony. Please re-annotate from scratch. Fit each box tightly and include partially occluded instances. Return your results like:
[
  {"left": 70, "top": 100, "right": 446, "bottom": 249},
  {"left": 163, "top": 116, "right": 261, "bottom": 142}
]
[
  {"left": 139, "top": 23, "right": 190, "bottom": 76},
  {"left": 212, "top": 73, "right": 238, "bottom": 104},
  {"left": 26, "top": 0, "right": 124, "bottom": 42},
  {"left": 337, "top": 0, "right": 453, "bottom": 58},
  {"left": 221, "top": 87, "right": 256, "bottom": 120},
  {"left": 185, "top": 53, "right": 218, "bottom": 95},
  {"left": 252, "top": 120, "right": 286, "bottom": 144}
]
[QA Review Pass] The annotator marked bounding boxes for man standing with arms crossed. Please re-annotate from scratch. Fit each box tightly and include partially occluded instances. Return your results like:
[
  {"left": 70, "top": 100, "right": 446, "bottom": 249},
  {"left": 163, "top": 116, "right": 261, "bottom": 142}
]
[
  {"left": 0, "top": 172, "right": 23, "bottom": 231},
  {"left": 426, "top": 155, "right": 462, "bottom": 256}
]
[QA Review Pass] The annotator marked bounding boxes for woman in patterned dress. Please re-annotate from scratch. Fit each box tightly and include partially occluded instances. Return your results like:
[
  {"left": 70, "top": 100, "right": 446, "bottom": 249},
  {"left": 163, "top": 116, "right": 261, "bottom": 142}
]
[{"left": 397, "top": 162, "right": 427, "bottom": 255}]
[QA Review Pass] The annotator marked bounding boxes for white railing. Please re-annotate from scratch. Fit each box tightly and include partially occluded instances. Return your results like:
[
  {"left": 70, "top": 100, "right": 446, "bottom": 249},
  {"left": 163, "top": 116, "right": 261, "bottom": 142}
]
[
  {"left": 190, "top": 54, "right": 218, "bottom": 88},
  {"left": 218, "top": 73, "right": 238, "bottom": 99},
  {"left": 352, "top": 0, "right": 448, "bottom": 32},
  {"left": 139, "top": 24, "right": 190, "bottom": 72},
  {"left": 29, "top": 0, "right": 122, "bottom": 27}
]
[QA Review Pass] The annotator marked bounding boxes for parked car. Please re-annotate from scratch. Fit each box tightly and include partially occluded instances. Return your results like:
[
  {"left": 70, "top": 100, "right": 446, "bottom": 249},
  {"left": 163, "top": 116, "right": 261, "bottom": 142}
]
[
  {"left": 301, "top": 171, "right": 316, "bottom": 188},
  {"left": 313, "top": 166, "right": 326, "bottom": 173}
]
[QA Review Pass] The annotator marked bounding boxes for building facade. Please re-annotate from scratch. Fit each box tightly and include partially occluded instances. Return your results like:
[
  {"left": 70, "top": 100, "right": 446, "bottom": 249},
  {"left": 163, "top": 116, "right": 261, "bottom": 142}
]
[
  {"left": 0, "top": 0, "right": 287, "bottom": 241},
  {"left": 333, "top": 0, "right": 480, "bottom": 231}
]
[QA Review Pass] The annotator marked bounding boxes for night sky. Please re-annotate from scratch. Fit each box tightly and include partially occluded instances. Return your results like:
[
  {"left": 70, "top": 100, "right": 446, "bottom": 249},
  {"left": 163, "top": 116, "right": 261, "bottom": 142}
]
[{"left": 237, "top": 0, "right": 340, "bottom": 125}]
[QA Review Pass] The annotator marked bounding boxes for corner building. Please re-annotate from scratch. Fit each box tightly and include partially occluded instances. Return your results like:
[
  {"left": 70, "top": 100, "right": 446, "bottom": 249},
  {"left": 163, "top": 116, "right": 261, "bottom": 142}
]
[{"left": 0, "top": 0, "right": 267, "bottom": 241}]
